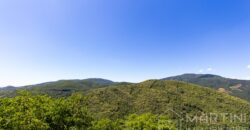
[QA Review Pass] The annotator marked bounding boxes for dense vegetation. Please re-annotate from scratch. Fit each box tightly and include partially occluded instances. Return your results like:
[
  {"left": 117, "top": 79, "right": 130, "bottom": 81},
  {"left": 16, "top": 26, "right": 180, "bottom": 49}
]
[
  {"left": 87, "top": 80, "right": 250, "bottom": 128},
  {"left": 0, "top": 91, "right": 176, "bottom": 130},
  {"left": 0, "top": 80, "right": 250, "bottom": 129},
  {"left": 164, "top": 74, "right": 250, "bottom": 101}
]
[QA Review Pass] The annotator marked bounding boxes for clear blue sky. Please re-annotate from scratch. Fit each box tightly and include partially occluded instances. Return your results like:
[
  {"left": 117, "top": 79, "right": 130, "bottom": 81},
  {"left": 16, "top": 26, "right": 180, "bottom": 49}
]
[{"left": 0, "top": 0, "right": 250, "bottom": 86}]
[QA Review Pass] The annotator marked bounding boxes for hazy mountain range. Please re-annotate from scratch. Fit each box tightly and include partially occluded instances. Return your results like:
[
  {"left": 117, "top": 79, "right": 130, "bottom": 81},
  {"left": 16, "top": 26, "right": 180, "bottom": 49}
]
[
  {"left": 1, "top": 74, "right": 250, "bottom": 101},
  {"left": 163, "top": 74, "right": 250, "bottom": 101},
  {"left": 1, "top": 74, "right": 250, "bottom": 127}
]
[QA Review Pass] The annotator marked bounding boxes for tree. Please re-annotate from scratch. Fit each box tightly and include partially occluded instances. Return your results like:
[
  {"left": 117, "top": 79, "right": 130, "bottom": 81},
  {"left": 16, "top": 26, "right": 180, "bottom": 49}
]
[
  {"left": 0, "top": 91, "right": 177, "bottom": 130},
  {"left": 0, "top": 91, "right": 93, "bottom": 130},
  {"left": 48, "top": 93, "right": 93, "bottom": 130},
  {"left": 90, "top": 118, "right": 122, "bottom": 130},
  {"left": 0, "top": 90, "right": 51, "bottom": 129},
  {"left": 123, "top": 113, "right": 177, "bottom": 130}
]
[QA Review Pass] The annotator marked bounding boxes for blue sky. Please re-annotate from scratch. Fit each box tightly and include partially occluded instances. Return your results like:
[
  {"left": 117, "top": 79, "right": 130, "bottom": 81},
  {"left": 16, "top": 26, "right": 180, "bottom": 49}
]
[{"left": 0, "top": 0, "right": 250, "bottom": 86}]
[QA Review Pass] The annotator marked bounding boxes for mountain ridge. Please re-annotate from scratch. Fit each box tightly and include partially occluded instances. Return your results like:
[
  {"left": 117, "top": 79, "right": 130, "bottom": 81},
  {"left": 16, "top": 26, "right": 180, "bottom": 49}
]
[
  {"left": 2, "top": 74, "right": 250, "bottom": 88},
  {"left": 1, "top": 74, "right": 250, "bottom": 100},
  {"left": 163, "top": 73, "right": 250, "bottom": 101},
  {"left": 0, "top": 78, "right": 118, "bottom": 97}
]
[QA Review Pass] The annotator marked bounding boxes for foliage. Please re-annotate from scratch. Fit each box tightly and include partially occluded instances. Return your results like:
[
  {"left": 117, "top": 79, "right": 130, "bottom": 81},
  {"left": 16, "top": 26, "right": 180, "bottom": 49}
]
[
  {"left": 1, "top": 80, "right": 250, "bottom": 129},
  {"left": 0, "top": 91, "right": 93, "bottom": 130},
  {"left": 90, "top": 118, "right": 122, "bottom": 130},
  {"left": 123, "top": 113, "right": 176, "bottom": 130},
  {"left": 47, "top": 93, "right": 93, "bottom": 130},
  {"left": 90, "top": 113, "right": 177, "bottom": 130},
  {"left": 0, "top": 90, "right": 51, "bottom": 129},
  {"left": 0, "top": 91, "right": 177, "bottom": 130},
  {"left": 87, "top": 80, "right": 250, "bottom": 128}
]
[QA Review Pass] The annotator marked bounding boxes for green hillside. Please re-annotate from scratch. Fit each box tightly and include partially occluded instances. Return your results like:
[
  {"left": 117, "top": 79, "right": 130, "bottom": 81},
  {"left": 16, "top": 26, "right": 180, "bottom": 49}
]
[
  {"left": 25, "top": 78, "right": 116, "bottom": 97},
  {"left": 2, "top": 74, "right": 250, "bottom": 102},
  {"left": 0, "top": 78, "right": 118, "bottom": 97},
  {"left": 163, "top": 74, "right": 250, "bottom": 101},
  {"left": 0, "top": 80, "right": 250, "bottom": 129},
  {"left": 86, "top": 80, "right": 250, "bottom": 128},
  {"left": 0, "top": 91, "right": 177, "bottom": 130}
]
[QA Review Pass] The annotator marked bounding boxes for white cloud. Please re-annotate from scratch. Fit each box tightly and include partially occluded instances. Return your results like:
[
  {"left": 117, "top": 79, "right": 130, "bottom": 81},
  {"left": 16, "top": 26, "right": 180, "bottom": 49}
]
[
  {"left": 198, "top": 67, "right": 214, "bottom": 73},
  {"left": 199, "top": 69, "right": 204, "bottom": 73},
  {"left": 207, "top": 68, "right": 213, "bottom": 71},
  {"left": 247, "top": 65, "right": 250, "bottom": 69}
]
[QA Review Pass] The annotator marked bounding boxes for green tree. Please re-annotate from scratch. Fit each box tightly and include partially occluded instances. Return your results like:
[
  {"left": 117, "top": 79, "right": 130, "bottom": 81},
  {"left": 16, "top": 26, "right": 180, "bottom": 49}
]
[
  {"left": 124, "top": 113, "right": 176, "bottom": 130},
  {"left": 0, "top": 91, "right": 177, "bottom": 130},
  {"left": 90, "top": 118, "right": 122, "bottom": 130},
  {"left": 0, "top": 90, "right": 51, "bottom": 129},
  {"left": 0, "top": 91, "right": 93, "bottom": 130},
  {"left": 48, "top": 93, "right": 93, "bottom": 130}
]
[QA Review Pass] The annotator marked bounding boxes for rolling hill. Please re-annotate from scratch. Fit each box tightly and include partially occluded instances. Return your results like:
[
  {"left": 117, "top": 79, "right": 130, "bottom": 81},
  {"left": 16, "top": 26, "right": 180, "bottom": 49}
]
[
  {"left": 1, "top": 74, "right": 250, "bottom": 102},
  {"left": 163, "top": 74, "right": 250, "bottom": 101},
  {"left": 86, "top": 80, "right": 250, "bottom": 128},
  {"left": 0, "top": 78, "right": 250, "bottom": 127},
  {"left": 0, "top": 78, "right": 118, "bottom": 97}
]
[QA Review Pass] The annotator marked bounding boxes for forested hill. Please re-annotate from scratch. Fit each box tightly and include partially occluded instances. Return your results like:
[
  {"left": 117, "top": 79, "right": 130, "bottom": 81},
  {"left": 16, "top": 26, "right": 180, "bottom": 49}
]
[
  {"left": 86, "top": 80, "right": 250, "bottom": 127},
  {"left": 0, "top": 78, "right": 121, "bottom": 97},
  {"left": 163, "top": 74, "right": 250, "bottom": 101},
  {"left": 1, "top": 74, "right": 250, "bottom": 101},
  {"left": 0, "top": 80, "right": 250, "bottom": 129}
]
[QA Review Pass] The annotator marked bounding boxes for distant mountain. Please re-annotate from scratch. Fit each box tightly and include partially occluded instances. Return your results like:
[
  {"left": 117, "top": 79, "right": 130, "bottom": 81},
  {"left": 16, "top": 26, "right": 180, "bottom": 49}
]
[
  {"left": 86, "top": 80, "right": 250, "bottom": 127},
  {"left": 1, "top": 74, "right": 250, "bottom": 101},
  {"left": 163, "top": 74, "right": 250, "bottom": 101},
  {"left": 0, "top": 86, "right": 18, "bottom": 97},
  {"left": 0, "top": 86, "right": 17, "bottom": 91},
  {"left": 0, "top": 78, "right": 119, "bottom": 97}
]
